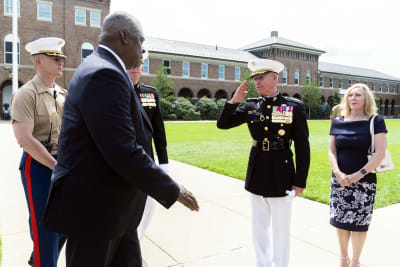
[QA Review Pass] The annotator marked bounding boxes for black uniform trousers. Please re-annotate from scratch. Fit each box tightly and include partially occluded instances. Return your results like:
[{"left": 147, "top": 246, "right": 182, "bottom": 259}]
[{"left": 66, "top": 224, "right": 141, "bottom": 267}]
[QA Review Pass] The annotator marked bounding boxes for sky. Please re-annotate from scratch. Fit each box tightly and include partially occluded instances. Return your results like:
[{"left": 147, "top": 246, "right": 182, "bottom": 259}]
[{"left": 110, "top": 0, "right": 400, "bottom": 79}]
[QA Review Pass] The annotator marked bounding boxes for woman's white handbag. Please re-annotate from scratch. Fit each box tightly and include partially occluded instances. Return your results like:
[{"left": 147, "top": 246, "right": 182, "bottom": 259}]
[{"left": 367, "top": 115, "right": 394, "bottom": 173}]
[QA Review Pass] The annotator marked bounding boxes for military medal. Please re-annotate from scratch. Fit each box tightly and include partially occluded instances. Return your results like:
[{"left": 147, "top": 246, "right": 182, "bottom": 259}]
[
  {"left": 271, "top": 105, "right": 293, "bottom": 124},
  {"left": 140, "top": 93, "right": 156, "bottom": 107}
]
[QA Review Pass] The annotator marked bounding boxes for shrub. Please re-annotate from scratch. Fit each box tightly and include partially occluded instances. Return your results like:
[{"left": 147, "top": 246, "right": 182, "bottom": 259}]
[
  {"left": 189, "top": 98, "right": 200, "bottom": 105},
  {"left": 159, "top": 97, "right": 176, "bottom": 120},
  {"left": 173, "top": 97, "right": 200, "bottom": 120},
  {"left": 216, "top": 98, "right": 227, "bottom": 109},
  {"left": 195, "top": 97, "right": 219, "bottom": 120}
]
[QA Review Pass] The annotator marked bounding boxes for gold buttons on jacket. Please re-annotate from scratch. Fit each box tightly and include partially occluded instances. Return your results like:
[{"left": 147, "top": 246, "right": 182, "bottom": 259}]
[
  {"left": 273, "top": 97, "right": 277, "bottom": 102},
  {"left": 267, "top": 105, "right": 271, "bottom": 109},
  {"left": 264, "top": 127, "right": 268, "bottom": 131},
  {"left": 278, "top": 129, "right": 286, "bottom": 136},
  {"left": 266, "top": 116, "right": 270, "bottom": 120}
]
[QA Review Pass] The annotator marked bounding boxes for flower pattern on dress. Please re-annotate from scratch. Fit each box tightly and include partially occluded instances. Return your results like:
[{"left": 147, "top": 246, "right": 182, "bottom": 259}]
[{"left": 330, "top": 176, "right": 376, "bottom": 227}]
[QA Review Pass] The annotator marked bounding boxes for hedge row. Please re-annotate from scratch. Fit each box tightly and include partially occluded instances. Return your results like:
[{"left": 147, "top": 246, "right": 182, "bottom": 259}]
[{"left": 160, "top": 97, "right": 227, "bottom": 120}]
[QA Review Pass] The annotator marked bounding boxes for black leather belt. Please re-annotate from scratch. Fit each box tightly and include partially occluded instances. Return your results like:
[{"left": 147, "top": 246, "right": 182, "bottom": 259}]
[{"left": 253, "top": 138, "right": 288, "bottom": 151}]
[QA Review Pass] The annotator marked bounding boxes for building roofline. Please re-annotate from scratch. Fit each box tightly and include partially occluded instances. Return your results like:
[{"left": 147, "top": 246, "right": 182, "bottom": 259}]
[
  {"left": 148, "top": 50, "right": 249, "bottom": 64},
  {"left": 244, "top": 43, "right": 325, "bottom": 55},
  {"left": 319, "top": 70, "right": 400, "bottom": 82}
]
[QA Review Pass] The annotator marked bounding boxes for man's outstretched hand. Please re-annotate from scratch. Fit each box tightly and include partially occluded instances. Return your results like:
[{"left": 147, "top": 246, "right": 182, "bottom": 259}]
[{"left": 177, "top": 184, "right": 200, "bottom": 211}]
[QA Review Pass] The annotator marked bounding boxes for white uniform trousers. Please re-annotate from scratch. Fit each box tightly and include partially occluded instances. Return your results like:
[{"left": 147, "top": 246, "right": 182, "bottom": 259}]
[
  {"left": 137, "top": 195, "right": 156, "bottom": 243},
  {"left": 137, "top": 164, "right": 168, "bottom": 243},
  {"left": 250, "top": 193, "right": 293, "bottom": 267}
]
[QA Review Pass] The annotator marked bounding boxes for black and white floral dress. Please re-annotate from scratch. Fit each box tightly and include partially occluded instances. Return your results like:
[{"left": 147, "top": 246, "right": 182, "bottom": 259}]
[{"left": 329, "top": 115, "right": 387, "bottom": 231}]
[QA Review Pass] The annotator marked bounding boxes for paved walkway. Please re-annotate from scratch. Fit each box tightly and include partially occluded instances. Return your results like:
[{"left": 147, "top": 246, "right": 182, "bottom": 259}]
[{"left": 0, "top": 121, "right": 398, "bottom": 267}]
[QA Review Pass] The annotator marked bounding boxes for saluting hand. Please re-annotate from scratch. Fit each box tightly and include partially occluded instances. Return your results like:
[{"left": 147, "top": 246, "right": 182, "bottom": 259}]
[
  {"left": 177, "top": 184, "right": 200, "bottom": 211},
  {"left": 230, "top": 81, "right": 248, "bottom": 104}
]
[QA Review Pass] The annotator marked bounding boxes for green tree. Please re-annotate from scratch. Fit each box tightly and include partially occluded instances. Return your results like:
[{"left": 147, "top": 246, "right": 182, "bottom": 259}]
[
  {"left": 302, "top": 79, "right": 323, "bottom": 118},
  {"left": 330, "top": 91, "right": 341, "bottom": 109},
  {"left": 153, "top": 63, "right": 175, "bottom": 99},
  {"left": 241, "top": 69, "right": 258, "bottom": 98}
]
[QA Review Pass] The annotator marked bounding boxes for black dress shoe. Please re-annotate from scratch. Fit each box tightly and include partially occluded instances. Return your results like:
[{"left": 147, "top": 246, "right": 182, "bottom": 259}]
[{"left": 28, "top": 251, "right": 34, "bottom": 266}]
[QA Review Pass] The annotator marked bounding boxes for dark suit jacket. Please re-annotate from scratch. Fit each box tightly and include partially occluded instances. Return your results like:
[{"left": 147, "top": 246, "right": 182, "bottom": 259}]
[
  {"left": 43, "top": 47, "right": 180, "bottom": 239},
  {"left": 135, "top": 84, "right": 168, "bottom": 164},
  {"left": 217, "top": 93, "right": 310, "bottom": 197}
]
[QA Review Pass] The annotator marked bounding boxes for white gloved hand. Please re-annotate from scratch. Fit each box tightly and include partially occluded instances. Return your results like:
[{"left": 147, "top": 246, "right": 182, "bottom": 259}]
[
  {"left": 159, "top": 163, "right": 169, "bottom": 174},
  {"left": 285, "top": 189, "right": 296, "bottom": 200}
]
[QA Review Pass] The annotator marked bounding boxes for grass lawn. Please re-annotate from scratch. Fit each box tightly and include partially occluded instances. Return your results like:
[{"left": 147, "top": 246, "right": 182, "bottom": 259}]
[{"left": 165, "top": 120, "right": 400, "bottom": 209}]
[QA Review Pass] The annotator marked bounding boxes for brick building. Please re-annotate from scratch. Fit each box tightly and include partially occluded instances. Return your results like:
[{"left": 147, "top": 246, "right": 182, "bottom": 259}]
[
  {"left": 0, "top": 0, "right": 110, "bottom": 118},
  {"left": 1, "top": 2, "right": 399, "bottom": 118},
  {"left": 142, "top": 31, "right": 400, "bottom": 116}
]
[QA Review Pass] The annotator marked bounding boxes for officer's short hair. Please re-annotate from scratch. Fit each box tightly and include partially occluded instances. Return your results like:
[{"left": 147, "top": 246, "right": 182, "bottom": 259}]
[{"left": 100, "top": 11, "right": 142, "bottom": 41}]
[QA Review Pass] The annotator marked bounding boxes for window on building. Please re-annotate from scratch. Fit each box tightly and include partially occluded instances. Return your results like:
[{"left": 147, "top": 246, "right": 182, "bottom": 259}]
[
  {"left": 4, "top": 34, "right": 20, "bottom": 64},
  {"left": 319, "top": 76, "right": 324, "bottom": 87},
  {"left": 386, "top": 83, "right": 390, "bottom": 92},
  {"left": 75, "top": 8, "right": 86, "bottom": 25},
  {"left": 339, "top": 79, "right": 343, "bottom": 89},
  {"left": 218, "top": 65, "right": 225, "bottom": 80},
  {"left": 306, "top": 73, "right": 311, "bottom": 84},
  {"left": 142, "top": 58, "right": 149, "bottom": 74},
  {"left": 282, "top": 70, "right": 287, "bottom": 84},
  {"left": 90, "top": 10, "right": 101, "bottom": 27},
  {"left": 182, "top": 61, "right": 190, "bottom": 77},
  {"left": 356, "top": 80, "right": 360, "bottom": 84},
  {"left": 379, "top": 83, "right": 382, "bottom": 92},
  {"left": 348, "top": 80, "right": 352, "bottom": 88},
  {"left": 81, "top": 42, "right": 94, "bottom": 62},
  {"left": 162, "top": 59, "right": 171, "bottom": 75},
  {"left": 201, "top": 63, "right": 208, "bottom": 78},
  {"left": 329, "top": 77, "right": 333, "bottom": 88},
  {"left": 235, "top": 66, "right": 240, "bottom": 81},
  {"left": 37, "top": 1, "right": 52, "bottom": 21},
  {"left": 4, "top": 0, "right": 20, "bottom": 16},
  {"left": 372, "top": 82, "right": 375, "bottom": 91},
  {"left": 294, "top": 71, "right": 299, "bottom": 85}
]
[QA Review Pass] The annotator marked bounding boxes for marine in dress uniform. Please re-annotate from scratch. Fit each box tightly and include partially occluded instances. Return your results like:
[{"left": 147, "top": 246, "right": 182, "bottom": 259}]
[
  {"left": 127, "top": 62, "right": 169, "bottom": 242},
  {"left": 217, "top": 59, "right": 310, "bottom": 267},
  {"left": 11, "top": 37, "right": 67, "bottom": 267}
]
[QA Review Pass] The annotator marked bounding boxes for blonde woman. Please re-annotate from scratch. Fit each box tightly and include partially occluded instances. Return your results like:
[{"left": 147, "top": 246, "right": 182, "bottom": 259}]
[{"left": 328, "top": 84, "right": 387, "bottom": 267}]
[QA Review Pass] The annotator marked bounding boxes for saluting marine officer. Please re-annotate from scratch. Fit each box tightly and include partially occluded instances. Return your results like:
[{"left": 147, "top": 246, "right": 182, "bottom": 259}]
[
  {"left": 127, "top": 57, "right": 169, "bottom": 242},
  {"left": 217, "top": 59, "right": 310, "bottom": 267},
  {"left": 11, "top": 37, "right": 67, "bottom": 267}
]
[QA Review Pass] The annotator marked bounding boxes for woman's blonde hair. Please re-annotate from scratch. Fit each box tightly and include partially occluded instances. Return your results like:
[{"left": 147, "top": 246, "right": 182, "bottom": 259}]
[{"left": 342, "top": 83, "right": 377, "bottom": 117}]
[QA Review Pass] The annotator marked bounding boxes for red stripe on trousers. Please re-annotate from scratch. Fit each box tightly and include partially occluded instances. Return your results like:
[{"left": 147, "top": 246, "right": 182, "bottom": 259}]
[{"left": 24, "top": 154, "right": 41, "bottom": 267}]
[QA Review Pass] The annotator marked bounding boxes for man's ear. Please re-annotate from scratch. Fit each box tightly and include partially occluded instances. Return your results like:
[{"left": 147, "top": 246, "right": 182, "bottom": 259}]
[
  {"left": 119, "top": 30, "right": 129, "bottom": 45},
  {"left": 34, "top": 56, "right": 41, "bottom": 66}
]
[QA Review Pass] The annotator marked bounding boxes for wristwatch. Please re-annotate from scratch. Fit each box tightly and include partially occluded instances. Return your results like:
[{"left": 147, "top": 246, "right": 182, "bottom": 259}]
[{"left": 360, "top": 168, "right": 367, "bottom": 175}]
